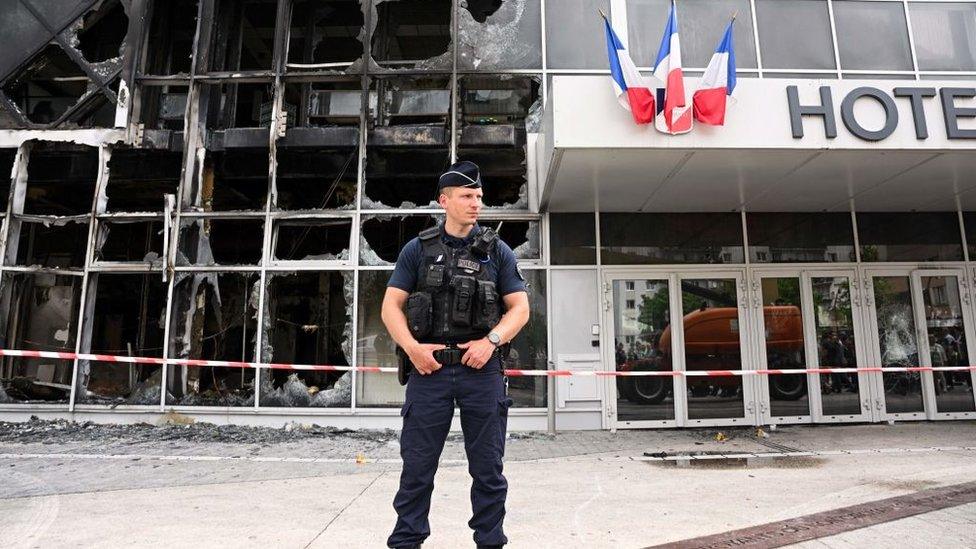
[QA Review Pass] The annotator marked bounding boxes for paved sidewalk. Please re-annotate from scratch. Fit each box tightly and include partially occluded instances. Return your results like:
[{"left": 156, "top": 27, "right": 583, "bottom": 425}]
[{"left": 1, "top": 420, "right": 975, "bottom": 548}]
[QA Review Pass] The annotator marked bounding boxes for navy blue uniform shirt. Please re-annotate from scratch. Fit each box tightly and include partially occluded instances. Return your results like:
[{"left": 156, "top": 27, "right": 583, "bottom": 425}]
[{"left": 388, "top": 224, "right": 527, "bottom": 296}]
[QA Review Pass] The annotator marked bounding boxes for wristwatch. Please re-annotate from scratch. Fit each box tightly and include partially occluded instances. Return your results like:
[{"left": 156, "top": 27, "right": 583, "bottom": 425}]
[{"left": 487, "top": 332, "right": 502, "bottom": 347}]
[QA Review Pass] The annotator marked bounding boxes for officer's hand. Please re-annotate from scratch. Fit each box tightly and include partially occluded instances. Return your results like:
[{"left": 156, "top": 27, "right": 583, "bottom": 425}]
[
  {"left": 458, "top": 338, "right": 495, "bottom": 369},
  {"left": 407, "top": 343, "right": 445, "bottom": 375}
]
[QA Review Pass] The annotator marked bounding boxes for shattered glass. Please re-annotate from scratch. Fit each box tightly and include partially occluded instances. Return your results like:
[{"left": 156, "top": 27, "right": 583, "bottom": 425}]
[
  {"left": 260, "top": 271, "right": 353, "bottom": 407},
  {"left": 168, "top": 272, "right": 259, "bottom": 407},
  {"left": 370, "top": 0, "right": 453, "bottom": 71},
  {"left": 288, "top": 0, "right": 366, "bottom": 70},
  {"left": 360, "top": 215, "right": 438, "bottom": 265},
  {"left": 2, "top": 44, "right": 92, "bottom": 126},
  {"left": 0, "top": 273, "right": 82, "bottom": 404},
  {"left": 457, "top": 0, "right": 541, "bottom": 70},
  {"left": 478, "top": 219, "right": 540, "bottom": 259}
]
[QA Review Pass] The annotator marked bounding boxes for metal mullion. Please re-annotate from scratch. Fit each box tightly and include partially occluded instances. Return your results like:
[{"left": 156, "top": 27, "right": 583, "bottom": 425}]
[
  {"left": 540, "top": 0, "right": 549, "bottom": 103},
  {"left": 67, "top": 145, "right": 110, "bottom": 412},
  {"left": 826, "top": 0, "right": 844, "bottom": 79},
  {"left": 178, "top": 210, "right": 268, "bottom": 219},
  {"left": 750, "top": 0, "right": 764, "bottom": 78},
  {"left": 901, "top": 0, "right": 922, "bottom": 80}
]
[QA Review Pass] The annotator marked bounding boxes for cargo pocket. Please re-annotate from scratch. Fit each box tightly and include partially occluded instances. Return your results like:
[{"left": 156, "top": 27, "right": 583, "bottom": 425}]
[
  {"left": 405, "top": 292, "right": 432, "bottom": 338},
  {"left": 473, "top": 280, "right": 500, "bottom": 331}
]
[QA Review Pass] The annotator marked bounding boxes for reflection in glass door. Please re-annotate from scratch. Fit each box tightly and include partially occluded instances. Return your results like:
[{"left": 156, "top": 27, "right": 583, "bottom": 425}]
[
  {"left": 916, "top": 274, "right": 975, "bottom": 415},
  {"left": 679, "top": 276, "right": 751, "bottom": 423},
  {"left": 809, "top": 275, "right": 866, "bottom": 419},
  {"left": 756, "top": 276, "right": 810, "bottom": 420},
  {"left": 610, "top": 278, "right": 675, "bottom": 423}
]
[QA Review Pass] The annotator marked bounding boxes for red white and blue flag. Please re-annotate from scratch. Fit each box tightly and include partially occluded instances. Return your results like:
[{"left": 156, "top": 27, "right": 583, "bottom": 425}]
[
  {"left": 653, "top": 1, "right": 692, "bottom": 134},
  {"left": 602, "top": 15, "right": 659, "bottom": 125},
  {"left": 693, "top": 19, "right": 737, "bottom": 126}
]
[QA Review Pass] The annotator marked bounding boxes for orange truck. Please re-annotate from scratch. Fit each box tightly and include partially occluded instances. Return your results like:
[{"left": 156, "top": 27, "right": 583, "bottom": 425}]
[{"left": 618, "top": 306, "right": 806, "bottom": 404}]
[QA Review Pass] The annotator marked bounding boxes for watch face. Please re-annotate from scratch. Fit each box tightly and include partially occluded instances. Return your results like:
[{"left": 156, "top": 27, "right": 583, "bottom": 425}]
[{"left": 488, "top": 333, "right": 501, "bottom": 344}]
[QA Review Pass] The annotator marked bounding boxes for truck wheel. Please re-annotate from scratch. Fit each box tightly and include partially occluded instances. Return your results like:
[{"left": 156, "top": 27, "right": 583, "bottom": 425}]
[
  {"left": 628, "top": 368, "right": 669, "bottom": 405},
  {"left": 769, "top": 375, "right": 806, "bottom": 401}
]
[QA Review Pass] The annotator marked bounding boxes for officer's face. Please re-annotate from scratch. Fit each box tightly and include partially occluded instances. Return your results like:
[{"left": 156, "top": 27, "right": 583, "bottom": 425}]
[{"left": 439, "top": 186, "right": 483, "bottom": 226}]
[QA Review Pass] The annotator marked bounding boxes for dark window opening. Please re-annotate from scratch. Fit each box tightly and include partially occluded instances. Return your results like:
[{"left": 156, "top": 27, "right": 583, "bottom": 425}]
[
  {"left": 13, "top": 220, "right": 89, "bottom": 268},
  {"left": 77, "top": 0, "right": 128, "bottom": 63},
  {"left": 288, "top": 0, "right": 365, "bottom": 67},
  {"left": 360, "top": 214, "right": 437, "bottom": 265},
  {"left": 283, "top": 81, "right": 363, "bottom": 128},
  {"left": 168, "top": 273, "right": 258, "bottom": 406},
  {"left": 208, "top": 0, "right": 278, "bottom": 72},
  {"left": 144, "top": 0, "right": 198, "bottom": 75},
  {"left": 273, "top": 219, "right": 352, "bottom": 261},
  {"left": 138, "top": 84, "right": 188, "bottom": 130},
  {"left": 178, "top": 218, "right": 265, "bottom": 265},
  {"left": 372, "top": 0, "right": 452, "bottom": 69},
  {"left": 79, "top": 273, "right": 167, "bottom": 405},
  {"left": 203, "top": 82, "right": 275, "bottom": 129},
  {"left": 105, "top": 149, "right": 182, "bottom": 212},
  {"left": 275, "top": 148, "right": 358, "bottom": 209},
  {"left": 0, "top": 149, "right": 14, "bottom": 212},
  {"left": 95, "top": 220, "right": 163, "bottom": 263},
  {"left": 363, "top": 147, "right": 449, "bottom": 208},
  {"left": 3, "top": 44, "right": 90, "bottom": 125},
  {"left": 0, "top": 273, "right": 82, "bottom": 403},
  {"left": 200, "top": 149, "right": 269, "bottom": 211},
  {"left": 24, "top": 143, "right": 98, "bottom": 215},
  {"left": 261, "top": 271, "right": 352, "bottom": 407}
]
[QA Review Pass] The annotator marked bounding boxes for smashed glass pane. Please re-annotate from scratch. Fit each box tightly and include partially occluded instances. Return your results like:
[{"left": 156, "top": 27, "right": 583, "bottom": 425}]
[
  {"left": 360, "top": 214, "right": 437, "bottom": 265},
  {"left": 178, "top": 218, "right": 265, "bottom": 265},
  {"left": 458, "top": 0, "right": 541, "bottom": 70},
  {"left": 75, "top": 0, "right": 128, "bottom": 64},
  {"left": 371, "top": 0, "right": 452, "bottom": 70},
  {"left": 478, "top": 219, "right": 540, "bottom": 259},
  {"left": 95, "top": 220, "right": 164, "bottom": 264},
  {"left": 3, "top": 44, "right": 91, "bottom": 125},
  {"left": 288, "top": 0, "right": 365, "bottom": 68},
  {"left": 261, "top": 271, "right": 352, "bottom": 407},
  {"left": 12, "top": 220, "right": 89, "bottom": 268},
  {"left": 168, "top": 272, "right": 259, "bottom": 406}
]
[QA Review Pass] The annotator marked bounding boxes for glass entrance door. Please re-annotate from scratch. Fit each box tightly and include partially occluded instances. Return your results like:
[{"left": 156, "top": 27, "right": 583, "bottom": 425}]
[{"left": 863, "top": 268, "right": 976, "bottom": 420}]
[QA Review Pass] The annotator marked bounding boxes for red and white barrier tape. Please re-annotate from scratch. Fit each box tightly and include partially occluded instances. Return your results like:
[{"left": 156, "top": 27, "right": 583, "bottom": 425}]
[{"left": 1, "top": 348, "right": 975, "bottom": 378}]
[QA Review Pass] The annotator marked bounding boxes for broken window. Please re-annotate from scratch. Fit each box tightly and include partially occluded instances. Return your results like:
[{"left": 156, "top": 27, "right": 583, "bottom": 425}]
[
  {"left": 104, "top": 149, "right": 182, "bottom": 213},
  {"left": 260, "top": 271, "right": 352, "bottom": 408},
  {"left": 288, "top": 0, "right": 366, "bottom": 70},
  {"left": 356, "top": 269, "right": 402, "bottom": 406},
  {"left": 77, "top": 273, "right": 167, "bottom": 405},
  {"left": 167, "top": 272, "right": 259, "bottom": 406},
  {"left": 94, "top": 220, "right": 163, "bottom": 264},
  {"left": 478, "top": 219, "right": 540, "bottom": 260},
  {"left": 11, "top": 220, "right": 89, "bottom": 269},
  {"left": 0, "top": 148, "right": 14, "bottom": 212},
  {"left": 3, "top": 44, "right": 91, "bottom": 125},
  {"left": 202, "top": 82, "right": 276, "bottom": 129},
  {"left": 371, "top": 0, "right": 452, "bottom": 70},
  {"left": 364, "top": 76, "right": 451, "bottom": 208},
  {"left": 0, "top": 273, "right": 82, "bottom": 404},
  {"left": 178, "top": 218, "right": 265, "bottom": 265},
  {"left": 272, "top": 218, "right": 352, "bottom": 262},
  {"left": 457, "top": 75, "right": 539, "bottom": 208},
  {"left": 75, "top": 0, "right": 128, "bottom": 64},
  {"left": 506, "top": 268, "right": 547, "bottom": 407},
  {"left": 360, "top": 214, "right": 438, "bottom": 265},
  {"left": 138, "top": 84, "right": 189, "bottom": 131},
  {"left": 23, "top": 143, "right": 98, "bottom": 215},
  {"left": 189, "top": 148, "right": 269, "bottom": 211},
  {"left": 143, "top": 0, "right": 198, "bottom": 75},
  {"left": 207, "top": 0, "right": 279, "bottom": 73},
  {"left": 275, "top": 147, "right": 358, "bottom": 209},
  {"left": 457, "top": 0, "right": 542, "bottom": 70},
  {"left": 282, "top": 80, "right": 364, "bottom": 128}
]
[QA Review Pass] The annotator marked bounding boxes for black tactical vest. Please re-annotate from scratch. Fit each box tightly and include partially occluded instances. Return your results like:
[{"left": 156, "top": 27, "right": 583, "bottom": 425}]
[{"left": 405, "top": 226, "right": 503, "bottom": 343}]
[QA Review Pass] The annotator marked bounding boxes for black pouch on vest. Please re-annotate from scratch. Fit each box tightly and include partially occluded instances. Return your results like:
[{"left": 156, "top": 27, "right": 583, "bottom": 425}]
[
  {"left": 425, "top": 264, "right": 445, "bottom": 288},
  {"left": 474, "top": 280, "right": 500, "bottom": 331},
  {"left": 405, "top": 292, "right": 432, "bottom": 338},
  {"left": 450, "top": 275, "right": 477, "bottom": 327}
]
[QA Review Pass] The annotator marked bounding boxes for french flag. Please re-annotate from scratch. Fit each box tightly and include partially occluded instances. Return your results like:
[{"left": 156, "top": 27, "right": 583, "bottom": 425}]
[
  {"left": 693, "top": 20, "right": 737, "bottom": 126},
  {"left": 603, "top": 14, "right": 657, "bottom": 125},
  {"left": 653, "top": 1, "right": 692, "bottom": 134}
]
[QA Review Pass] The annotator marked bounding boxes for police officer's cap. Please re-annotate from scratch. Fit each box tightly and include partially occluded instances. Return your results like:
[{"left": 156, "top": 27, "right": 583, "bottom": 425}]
[{"left": 437, "top": 160, "right": 481, "bottom": 194}]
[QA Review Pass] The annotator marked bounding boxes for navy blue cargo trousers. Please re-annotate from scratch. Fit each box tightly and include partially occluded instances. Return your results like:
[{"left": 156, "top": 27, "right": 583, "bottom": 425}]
[{"left": 387, "top": 357, "right": 512, "bottom": 548}]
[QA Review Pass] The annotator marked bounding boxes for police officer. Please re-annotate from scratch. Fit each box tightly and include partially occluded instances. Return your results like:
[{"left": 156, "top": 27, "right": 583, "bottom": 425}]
[{"left": 382, "top": 160, "right": 530, "bottom": 549}]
